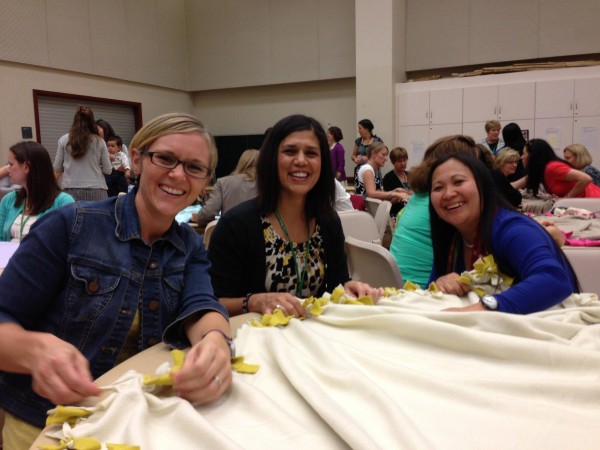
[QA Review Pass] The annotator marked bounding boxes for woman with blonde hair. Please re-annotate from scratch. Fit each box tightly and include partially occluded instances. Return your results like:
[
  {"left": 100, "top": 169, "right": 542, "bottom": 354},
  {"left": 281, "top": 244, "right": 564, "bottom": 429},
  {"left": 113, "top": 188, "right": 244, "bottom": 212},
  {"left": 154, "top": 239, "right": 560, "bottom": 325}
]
[
  {"left": 193, "top": 148, "right": 260, "bottom": 227},
  {"left": 0, "top": 112, "right": 232, "bottom": 449},
  {"left": 54, "top": 105, "right": 112, "bottom": 201},
  {"left": 495, "top": 148, "right": 521, "bottom": 177},
  {"left": 355, "top": 142, "right": 408, "bottom": 205},
  {"left": 563, "top": 143, "right": 600, "bottom": 187}
]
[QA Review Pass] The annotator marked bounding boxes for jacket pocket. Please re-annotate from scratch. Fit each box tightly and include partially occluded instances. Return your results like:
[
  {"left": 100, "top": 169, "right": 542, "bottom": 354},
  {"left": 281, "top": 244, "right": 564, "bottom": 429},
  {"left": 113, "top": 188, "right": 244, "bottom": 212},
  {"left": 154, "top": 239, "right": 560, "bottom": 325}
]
[
  {"left": 162, "top": 272, "right": 184, "bottom": 313},
  {"left": 65, "top": 263, "right": 122, "bottom": 320}
]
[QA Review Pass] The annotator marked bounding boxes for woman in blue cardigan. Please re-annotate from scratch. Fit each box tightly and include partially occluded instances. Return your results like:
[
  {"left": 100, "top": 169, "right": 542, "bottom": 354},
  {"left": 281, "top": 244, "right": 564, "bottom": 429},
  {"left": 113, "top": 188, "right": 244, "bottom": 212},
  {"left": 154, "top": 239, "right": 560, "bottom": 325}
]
[
  {"left": 209, "top": 114, "right": 382, "bottom": 317},
  {"left": 428, "top": 152, "right": 579, "bottom": 314},
  {"left": 0, "top": 141, "right": 74, "bottom": 242}
]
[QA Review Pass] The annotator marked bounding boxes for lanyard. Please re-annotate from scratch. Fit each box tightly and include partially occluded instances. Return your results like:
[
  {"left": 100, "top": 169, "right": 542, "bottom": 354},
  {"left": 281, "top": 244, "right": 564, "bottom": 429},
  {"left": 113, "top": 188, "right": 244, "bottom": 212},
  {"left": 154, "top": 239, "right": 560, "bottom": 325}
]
[
  {"left": 19, "top": 213, "right": 32, "bottom": 241},
  {"left": 274, "top": 209, "right": 311, "bottom": 297}
]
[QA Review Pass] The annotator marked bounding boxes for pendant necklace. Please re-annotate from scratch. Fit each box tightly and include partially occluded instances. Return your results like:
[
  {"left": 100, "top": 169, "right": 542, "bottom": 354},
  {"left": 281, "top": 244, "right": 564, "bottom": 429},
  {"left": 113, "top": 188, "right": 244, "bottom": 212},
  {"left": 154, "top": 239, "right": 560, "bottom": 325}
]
[{"left": 274, "top": 209, "right": 311, "bottom": 297}]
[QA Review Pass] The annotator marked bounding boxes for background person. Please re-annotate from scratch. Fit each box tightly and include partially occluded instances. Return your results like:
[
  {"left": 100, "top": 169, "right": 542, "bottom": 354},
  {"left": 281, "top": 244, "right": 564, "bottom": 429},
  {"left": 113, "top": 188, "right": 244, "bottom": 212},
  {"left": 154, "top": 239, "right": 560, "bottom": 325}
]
[
  {"left": 355, "top": 143, "right": 408, "bottom": 206},
  {"left": 502, "top": 122, "right": 527, "bottom": 181},
  {"left": 208, "top": 114, "right": 382, "bottom": 317},
  {"left": 97, "top": 118, "right": 129, "bottom": 157},
  {"left": 427, "top": 152, "right": 578, "bottom": 314},
  {"left": 0, "top": 113, "right": 232, "bottom": 449},
  {"left": 351, "top": 119, "right": 382, "bottom": 190},
  {"left": 54, "top": 106, "right": 112, "bottom": 201},
  {"left": 478, "top": 120, "right": 504, "bottom": 154},
  {"left": 0, "top": 141, "right": 74, "bottom": 242},
  {"left": 383, "top": 146, "right": 412, "bottom": 218},
  {"left": 104, "top": 135, "right": 131, "bottom": 197},
  {"left": 192, "top": 148, "right": 259, "bottom": 227},
  {"left": 563, "top": 143, "right": 600, "bottom": 187},
  {"left": 519, "top": 138, "right": 600, "bottom": 198},
  {"left": 327, "top": 126, "right": 346, "bottom": 182}
]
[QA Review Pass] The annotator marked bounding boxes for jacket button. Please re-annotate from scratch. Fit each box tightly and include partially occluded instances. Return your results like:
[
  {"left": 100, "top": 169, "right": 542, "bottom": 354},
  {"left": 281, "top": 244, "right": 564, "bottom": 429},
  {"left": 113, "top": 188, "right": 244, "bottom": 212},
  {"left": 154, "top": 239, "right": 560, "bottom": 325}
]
[
  {"left": 149, "top": 300, "right": 160, "bottom": 311},
  {"left": 148, "top": 338, "right": 159, "bottom": 346},
  {"left": 148, "top": 261, "right": 158, "bottom": 269}
]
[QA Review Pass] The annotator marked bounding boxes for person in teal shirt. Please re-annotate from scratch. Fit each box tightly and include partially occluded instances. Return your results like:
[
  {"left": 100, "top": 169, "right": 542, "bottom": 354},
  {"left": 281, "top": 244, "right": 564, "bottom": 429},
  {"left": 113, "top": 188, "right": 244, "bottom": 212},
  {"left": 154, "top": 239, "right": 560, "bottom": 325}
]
[{"left": 0, "top": 141, "right": 74, "bottom": 242}]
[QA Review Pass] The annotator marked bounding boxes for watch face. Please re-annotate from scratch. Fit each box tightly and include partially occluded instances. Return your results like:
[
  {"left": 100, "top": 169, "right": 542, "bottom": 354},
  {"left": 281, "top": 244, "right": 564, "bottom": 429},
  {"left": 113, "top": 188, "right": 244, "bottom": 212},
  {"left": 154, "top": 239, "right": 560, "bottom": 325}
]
[{"left": 482, "top": 295, "right": 498, "bottom": 310}]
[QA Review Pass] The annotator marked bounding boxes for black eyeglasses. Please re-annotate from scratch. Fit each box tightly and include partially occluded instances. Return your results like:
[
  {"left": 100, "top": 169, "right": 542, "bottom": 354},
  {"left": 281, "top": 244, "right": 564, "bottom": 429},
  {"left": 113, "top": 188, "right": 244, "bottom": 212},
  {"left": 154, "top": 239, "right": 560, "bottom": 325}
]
[{"left": 142, "top": 151, "right": 211, "bottom": 179}]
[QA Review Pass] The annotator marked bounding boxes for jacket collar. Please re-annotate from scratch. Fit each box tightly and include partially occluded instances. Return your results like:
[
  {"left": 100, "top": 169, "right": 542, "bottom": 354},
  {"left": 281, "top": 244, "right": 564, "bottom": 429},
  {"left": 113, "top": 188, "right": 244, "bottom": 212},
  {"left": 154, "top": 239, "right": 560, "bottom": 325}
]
[{"left": 113, "top": 188, "right": 187, "bottom": 253}]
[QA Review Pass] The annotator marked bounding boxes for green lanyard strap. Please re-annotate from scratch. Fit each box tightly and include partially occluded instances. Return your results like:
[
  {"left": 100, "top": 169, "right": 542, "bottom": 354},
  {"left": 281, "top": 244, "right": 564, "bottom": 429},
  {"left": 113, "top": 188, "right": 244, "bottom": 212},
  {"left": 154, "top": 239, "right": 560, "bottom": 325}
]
[{"left": 274, "top": 209, "right": 311, "bottom": 297}]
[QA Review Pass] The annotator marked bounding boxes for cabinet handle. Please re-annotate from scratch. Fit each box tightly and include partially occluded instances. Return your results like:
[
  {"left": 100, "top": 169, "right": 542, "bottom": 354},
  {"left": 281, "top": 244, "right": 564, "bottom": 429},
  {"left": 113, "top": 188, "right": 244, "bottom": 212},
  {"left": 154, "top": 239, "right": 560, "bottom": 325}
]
[
  {"left": 575, "top": 102, "right": 578, "bottom": 110},
  {"left": 498, "top": 106, "right": 502, "bottom": 115},
  {"left": 494, "top": 107, "right": 497, "bottom": 115},
  {"left": 570, "top": 102, "right": 573, "bottom": 110},
  {"left": 426, "top": 111, "right": 429, "bottom": 119}
]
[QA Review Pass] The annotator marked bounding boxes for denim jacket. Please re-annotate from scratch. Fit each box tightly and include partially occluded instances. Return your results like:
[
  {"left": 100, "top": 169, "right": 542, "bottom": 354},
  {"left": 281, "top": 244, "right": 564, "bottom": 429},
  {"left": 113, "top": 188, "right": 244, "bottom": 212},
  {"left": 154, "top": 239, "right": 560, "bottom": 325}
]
[{"left": 0, "top": 189, "right": 227, "bottom": 427}]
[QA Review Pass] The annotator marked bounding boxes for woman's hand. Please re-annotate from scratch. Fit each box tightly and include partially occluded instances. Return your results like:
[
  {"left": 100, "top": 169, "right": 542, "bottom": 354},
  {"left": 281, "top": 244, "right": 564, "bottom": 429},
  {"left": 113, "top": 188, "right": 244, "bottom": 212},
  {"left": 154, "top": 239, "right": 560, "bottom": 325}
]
[
  {"left": 434, "top": 273, "right": 471, "bottom": 296},
  {"left": 30, "top": 334, "right": 101, "bottom": 405},
  {"left": 344, "top": 280, "right": 384, "bottom": 302},
  {"left": 248, "top": 292, "right": 306, "bottom": 317},
  {"left": 538, "top": 220, "right": 566, "bottom": 247},
  {"left": 173, "top": 331, "right": 232, "bottom": 404}
]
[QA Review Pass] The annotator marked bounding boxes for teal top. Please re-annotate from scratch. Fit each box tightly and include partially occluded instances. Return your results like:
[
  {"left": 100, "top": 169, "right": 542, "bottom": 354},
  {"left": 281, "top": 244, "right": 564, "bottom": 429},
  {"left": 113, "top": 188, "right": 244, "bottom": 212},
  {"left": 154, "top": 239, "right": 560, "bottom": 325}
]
[
  {"left": 0, "top": 191, "right": 75, "bottom": 241},
  {"left": 389, "top": 192, "right": 432, "bottom": 288}
]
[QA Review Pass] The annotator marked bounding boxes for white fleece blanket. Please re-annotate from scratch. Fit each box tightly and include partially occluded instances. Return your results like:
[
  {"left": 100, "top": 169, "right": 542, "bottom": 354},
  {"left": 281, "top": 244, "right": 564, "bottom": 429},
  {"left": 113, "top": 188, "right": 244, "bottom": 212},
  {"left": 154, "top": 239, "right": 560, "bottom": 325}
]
[{"left": 44, "top": 291, "right": 600, "bottom": 449}]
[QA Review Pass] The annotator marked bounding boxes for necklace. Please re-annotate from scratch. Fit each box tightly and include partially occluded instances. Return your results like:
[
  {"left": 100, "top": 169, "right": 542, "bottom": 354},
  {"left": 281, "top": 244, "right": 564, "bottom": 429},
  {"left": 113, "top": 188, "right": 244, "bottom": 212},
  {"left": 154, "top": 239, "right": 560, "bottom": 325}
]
[
  {"left": 463, "top": 240, "right": 474, "bottom": 249},
  {"left": 274, "top": 209, "right": 311, "bottom": 297}
]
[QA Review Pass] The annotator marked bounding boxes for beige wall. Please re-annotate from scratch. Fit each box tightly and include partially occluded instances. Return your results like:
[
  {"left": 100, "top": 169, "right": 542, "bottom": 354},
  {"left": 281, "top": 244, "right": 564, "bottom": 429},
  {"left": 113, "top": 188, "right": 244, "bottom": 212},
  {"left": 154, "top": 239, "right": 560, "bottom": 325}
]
[
  {"left": 186, "top": 0, "right": 355, "bottom": 91},
  {"left": 0, "top": 61, "right": 193, "bottom": 163},
  {"left": 192, "top": 78, "right": 357, "bottom": 176},
  {"left": 406, "top": 0, "right": 600, "bottom": 71},
  {"left": 0, "top": 0, "right": 188, "bottom": 90}
]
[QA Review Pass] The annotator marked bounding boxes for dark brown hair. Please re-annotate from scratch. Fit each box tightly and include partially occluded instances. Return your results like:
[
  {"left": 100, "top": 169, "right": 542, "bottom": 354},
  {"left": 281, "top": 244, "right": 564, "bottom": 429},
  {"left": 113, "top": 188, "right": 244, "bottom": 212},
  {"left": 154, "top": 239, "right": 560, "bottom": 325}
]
[{"left": 10, "top": 141, "right": 62, "bottom": 215}]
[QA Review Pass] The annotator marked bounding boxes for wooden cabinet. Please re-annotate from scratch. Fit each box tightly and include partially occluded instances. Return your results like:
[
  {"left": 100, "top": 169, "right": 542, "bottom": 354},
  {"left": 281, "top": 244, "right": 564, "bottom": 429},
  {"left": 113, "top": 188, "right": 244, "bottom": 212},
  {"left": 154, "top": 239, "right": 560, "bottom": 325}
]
[
  {"left": 396, "top": 123, "right": 463, "bottom": 169},
  {"left": 396, "top": 72, "right": 600, "bottom": 160},
  {"left": 397, "top": 88, "right": 462, "bottom": 126},
  {"left": 463, "top": 83, "right": 534, "bottom": 123},
  {"left": 396, "top": 88, "right": 463, "bottom": 167},
  {"left": 534, "top": 77, "right": 600, "bottom": 151}
]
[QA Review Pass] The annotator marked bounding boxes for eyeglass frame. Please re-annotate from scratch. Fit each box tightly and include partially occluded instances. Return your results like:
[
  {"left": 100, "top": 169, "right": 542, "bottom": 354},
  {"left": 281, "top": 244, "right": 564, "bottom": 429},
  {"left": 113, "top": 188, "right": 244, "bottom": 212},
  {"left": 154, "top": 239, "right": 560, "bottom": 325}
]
[{"left": 140, "top": 150, "right": 212, "bottom": 179}]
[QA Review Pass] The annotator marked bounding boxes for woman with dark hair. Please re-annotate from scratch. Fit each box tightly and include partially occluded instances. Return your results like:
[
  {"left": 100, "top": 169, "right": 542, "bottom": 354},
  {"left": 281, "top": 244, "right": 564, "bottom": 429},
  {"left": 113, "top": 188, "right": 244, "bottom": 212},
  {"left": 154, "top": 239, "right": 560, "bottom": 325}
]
[
  {"left": 389, "top": 135, "right": 480, "bottom": 287},
  {"left": 327, "top": 126, "right": 346, "bottom": 181},
  {"left": 502, "top": 122, "right": 527, "bottom": 181},
  {"left": 521, "top": 138, "right": 600, "bottom": 198},
  {"left": 54, "top": 106, "right": 112, "bottom": 201},
  {"left": 351, "top": 119, "right": 382, "bottom": 190},
  {"left": 428, "top": 152, "right": 579, "bottom": 314},
  {"left": 97, "top": 118, "right": 129, "bottom": 156},
  {"left": 0, "top": 142, "right": 74, "bottom": 241},
  {"left": 209, "top": 114, "right": 382, "bottom": 317}
]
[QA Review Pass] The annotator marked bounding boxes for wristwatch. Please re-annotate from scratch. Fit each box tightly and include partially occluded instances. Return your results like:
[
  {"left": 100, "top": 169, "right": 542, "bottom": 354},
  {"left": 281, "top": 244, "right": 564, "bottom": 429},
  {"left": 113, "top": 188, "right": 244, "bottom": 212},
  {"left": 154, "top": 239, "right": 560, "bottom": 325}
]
[
  {"left": 202, "top": 329, "right": 236, "bottom": 359},
  {"left": 480, "top": 295, "right": 498, "bottom": 311}
]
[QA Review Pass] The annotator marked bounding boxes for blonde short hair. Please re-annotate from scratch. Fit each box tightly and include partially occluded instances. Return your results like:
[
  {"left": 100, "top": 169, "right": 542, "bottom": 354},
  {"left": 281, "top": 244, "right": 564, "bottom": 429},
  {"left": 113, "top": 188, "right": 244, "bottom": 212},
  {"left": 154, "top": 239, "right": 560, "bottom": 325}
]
[
  {"left": 495, "top": 147, "right": 520, "bottom": 167},
  {"left": 367, "top": 142, "right": 387, "bottom": 159},
  {"left": 485, "top": 120, "right": 501, "bottom": 133},
  {"left": 564, "top": 143, "right": 593, "bottom": 169},
  {"left": 231, "top": 148, "right": 260, "bottom": 180},
  {"left": 130, "top": 112, "right": 218, "bottom": 174}
]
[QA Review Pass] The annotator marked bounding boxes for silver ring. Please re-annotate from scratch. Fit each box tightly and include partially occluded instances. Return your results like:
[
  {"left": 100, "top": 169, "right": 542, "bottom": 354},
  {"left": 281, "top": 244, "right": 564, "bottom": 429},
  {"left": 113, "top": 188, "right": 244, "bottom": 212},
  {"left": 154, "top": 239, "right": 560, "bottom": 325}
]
[
  {"left": 213, "top": 375, "right": 222, "bottom": 386},
  {"left": 275, "top": 304, "right": 282, "bottom": 310}
]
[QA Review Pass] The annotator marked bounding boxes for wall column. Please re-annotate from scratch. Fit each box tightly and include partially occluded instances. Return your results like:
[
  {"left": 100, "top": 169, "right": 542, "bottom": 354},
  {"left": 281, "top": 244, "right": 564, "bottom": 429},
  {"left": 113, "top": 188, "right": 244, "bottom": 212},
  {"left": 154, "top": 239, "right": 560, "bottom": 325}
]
[{"left": 355, "top": 0, "right": 405, "bottom": 158}]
